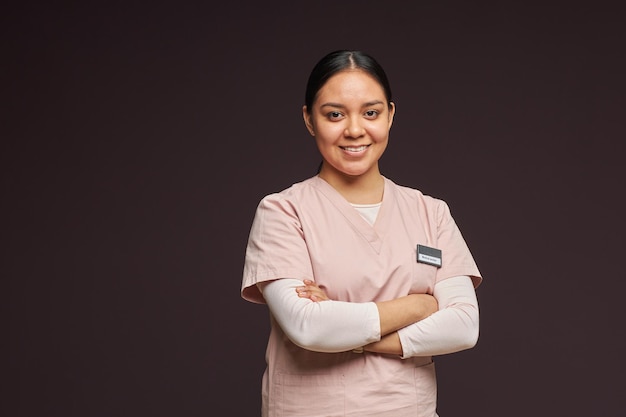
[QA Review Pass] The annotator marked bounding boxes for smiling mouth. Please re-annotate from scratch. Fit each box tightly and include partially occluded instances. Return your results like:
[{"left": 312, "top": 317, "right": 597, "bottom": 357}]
[{"left": 340, "top": 145, "right": 370, "bottom": 153}]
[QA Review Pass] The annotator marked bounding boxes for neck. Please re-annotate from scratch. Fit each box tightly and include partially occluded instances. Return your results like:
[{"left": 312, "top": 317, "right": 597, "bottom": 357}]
[{"left": 318, "top": 167, "right": 384, "bottom": 204}]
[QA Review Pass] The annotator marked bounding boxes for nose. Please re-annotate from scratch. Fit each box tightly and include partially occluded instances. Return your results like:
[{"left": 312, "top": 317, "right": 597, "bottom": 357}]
[{"left": 344, "top": 117, "right": 365, "bottom": 138}]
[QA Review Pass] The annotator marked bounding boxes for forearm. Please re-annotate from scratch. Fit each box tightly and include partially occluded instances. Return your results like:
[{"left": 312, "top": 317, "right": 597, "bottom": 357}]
[
  {"left": 364, "top": 294, "right": 439, "bottom": 356},
  {"left": 398, "top": 276, "right": 479, "bottom": 358},
  {"left": 260, "top": 279, "right": 381, "bottom": 352},
  {"left": 363, "top": 332, "right": 403, "bottom": 355},
  {"left": 375, "top": 293, "right": 437, "bottom": 336}
]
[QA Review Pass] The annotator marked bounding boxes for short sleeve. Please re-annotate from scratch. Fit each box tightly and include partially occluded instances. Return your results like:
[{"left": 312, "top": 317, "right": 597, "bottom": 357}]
[
  {"left": 434, "top": 200, "right": 482, "bottom": 288},
  {"left": 241, "top": 193, "right": 315, "bottom": 304}
]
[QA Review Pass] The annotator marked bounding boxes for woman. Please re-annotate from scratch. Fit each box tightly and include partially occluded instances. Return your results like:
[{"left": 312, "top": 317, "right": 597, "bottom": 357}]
[{"left": 241, "top": 50, "right": 482, "bottom": 417}]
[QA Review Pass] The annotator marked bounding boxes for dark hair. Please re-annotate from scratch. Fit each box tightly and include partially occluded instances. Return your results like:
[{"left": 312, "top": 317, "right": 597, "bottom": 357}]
[{"left": 304, "top": 50, "right": 393, "bottom": 113}]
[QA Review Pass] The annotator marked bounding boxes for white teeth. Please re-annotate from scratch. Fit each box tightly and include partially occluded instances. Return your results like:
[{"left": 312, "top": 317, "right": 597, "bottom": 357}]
[{"left": 343, "top": 145, "right": 368, "bottom": 152}]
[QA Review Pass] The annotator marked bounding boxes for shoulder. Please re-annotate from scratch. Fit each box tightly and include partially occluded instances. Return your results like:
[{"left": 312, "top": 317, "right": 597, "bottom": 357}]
[
  {"left": 386, "top": 177, "right": 447, "bottom": 210},
  {"left": 384, "top": 177, "right": 454, "bottom": 227},
  {"left": 259, "top": 176, "right": 317, "bottom": 201},
  {"left": 255, "top": 176, "right": 319, "bottom": 213}
]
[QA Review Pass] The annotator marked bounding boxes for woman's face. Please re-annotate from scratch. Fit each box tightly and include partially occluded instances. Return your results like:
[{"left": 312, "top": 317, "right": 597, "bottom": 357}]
[{"left": 303, "top": 69, "right": 395, "bottom": 181}]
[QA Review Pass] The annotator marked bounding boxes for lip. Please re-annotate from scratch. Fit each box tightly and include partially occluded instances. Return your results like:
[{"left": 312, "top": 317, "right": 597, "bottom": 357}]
[{"left": 339, "top": 144, "right": 371, "bottom": 154}]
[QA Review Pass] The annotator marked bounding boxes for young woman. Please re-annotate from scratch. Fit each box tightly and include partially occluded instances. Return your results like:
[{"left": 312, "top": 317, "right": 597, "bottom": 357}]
[{"left": 241, "top": 50, "right": 482, "bottom": 417}]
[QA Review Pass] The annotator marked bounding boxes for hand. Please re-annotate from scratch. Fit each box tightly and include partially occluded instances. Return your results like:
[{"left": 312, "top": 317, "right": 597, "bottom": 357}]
[{"left": 296, "top": 279, "right": 330, "bottom": 302}]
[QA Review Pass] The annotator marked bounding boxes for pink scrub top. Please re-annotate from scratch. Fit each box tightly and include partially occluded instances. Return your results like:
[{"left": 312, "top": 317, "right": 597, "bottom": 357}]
[{"left": 242, "top": 175, "right": 482, "bottom": 417}]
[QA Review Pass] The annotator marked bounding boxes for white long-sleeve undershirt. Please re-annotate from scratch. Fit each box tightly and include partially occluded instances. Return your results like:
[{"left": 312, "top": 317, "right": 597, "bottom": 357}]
[
  {"left": 398, "top": 275, "right": 479, "bottom": 358},
  {"left": 259, "top": 279, "right": 381, "bottom": 352},
  {"left": 259, "top": 275, "right": 479, "bottom": 357}
]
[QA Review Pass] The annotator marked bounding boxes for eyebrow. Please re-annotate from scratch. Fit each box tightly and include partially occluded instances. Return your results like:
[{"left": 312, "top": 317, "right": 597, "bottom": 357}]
[{"left": 320, "top": 100, "right": 385, "bottom": 109}]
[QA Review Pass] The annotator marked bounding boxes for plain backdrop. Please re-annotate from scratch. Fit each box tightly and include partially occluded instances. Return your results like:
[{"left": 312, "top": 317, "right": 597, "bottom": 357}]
[{"left": 3, "top": 1, "right": 625, "bottom": 416}]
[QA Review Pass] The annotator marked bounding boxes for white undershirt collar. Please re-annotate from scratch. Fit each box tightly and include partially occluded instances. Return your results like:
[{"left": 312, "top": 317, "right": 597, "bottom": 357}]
[{"left": 351, "top": 202, "right": 382, "bottom": 225}]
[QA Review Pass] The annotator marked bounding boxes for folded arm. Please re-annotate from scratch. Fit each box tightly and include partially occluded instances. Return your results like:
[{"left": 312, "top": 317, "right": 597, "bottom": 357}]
[
  {"left": 258, "top": 279, "right": 437, "bottom": 353},
  {"left": 392, "top": 275, "right": 480, "bottom": 357}
]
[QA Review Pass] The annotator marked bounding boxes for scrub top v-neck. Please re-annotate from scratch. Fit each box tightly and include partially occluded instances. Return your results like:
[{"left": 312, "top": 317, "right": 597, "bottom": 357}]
[{"left": 242, "top": 175, "right": 481, "bottom": 416}]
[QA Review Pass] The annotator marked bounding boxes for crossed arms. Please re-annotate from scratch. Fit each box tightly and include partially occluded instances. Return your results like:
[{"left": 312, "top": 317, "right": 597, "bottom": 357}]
[{"left": 258, "top": 275, "right": 479, "bottom": 358}]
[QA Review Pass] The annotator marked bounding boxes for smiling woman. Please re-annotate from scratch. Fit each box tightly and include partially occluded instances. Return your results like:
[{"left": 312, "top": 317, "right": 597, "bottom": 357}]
[
  {"left": 241, "top": 50, "right": 483, "bottom": 417},
  {"left": 303, "top": 69, "right": 395, "bottom": 203}
]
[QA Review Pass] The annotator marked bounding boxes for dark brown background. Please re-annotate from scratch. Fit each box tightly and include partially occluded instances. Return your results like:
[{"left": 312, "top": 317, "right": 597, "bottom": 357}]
[{"left": 3, "top": 2, "right": 625, "bottom": 416}]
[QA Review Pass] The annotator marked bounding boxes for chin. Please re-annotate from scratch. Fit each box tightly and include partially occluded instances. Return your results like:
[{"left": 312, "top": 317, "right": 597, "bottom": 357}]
[{"left": 339, "top": 166, "right": 375, "bottom": 178}]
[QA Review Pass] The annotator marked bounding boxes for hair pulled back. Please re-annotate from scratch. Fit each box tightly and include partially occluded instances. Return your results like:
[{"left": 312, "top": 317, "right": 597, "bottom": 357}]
[{"left": 304, "top": 50, "right": 393, "bottom": 113}]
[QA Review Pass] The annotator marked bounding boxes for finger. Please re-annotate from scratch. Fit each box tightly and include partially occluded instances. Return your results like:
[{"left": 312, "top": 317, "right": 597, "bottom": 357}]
[{"left": 309, "top": 288, "right": 329, "bottom": 300}]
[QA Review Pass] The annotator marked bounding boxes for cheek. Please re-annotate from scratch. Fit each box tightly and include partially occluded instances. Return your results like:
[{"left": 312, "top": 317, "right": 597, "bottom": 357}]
[
  {"left": 315, "top": 126, "right": 343, "bottom": 144},
  {"left": 314, "top": 136, "right": 335, "bottom": 154},
  {"left": 370, "top": 126, "right": 391, "bottom": 143}
]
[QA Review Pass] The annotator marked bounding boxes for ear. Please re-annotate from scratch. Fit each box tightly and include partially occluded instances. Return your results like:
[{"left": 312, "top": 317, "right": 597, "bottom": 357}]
[
  {"left": 302, "top": 105, "right": 315, "bottom": 136},
  {"left": 387, "top": 102, "right": 396, "bottom": 130}
]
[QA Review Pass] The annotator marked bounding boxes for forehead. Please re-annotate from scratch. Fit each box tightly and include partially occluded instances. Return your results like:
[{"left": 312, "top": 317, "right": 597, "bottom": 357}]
[{"left": 316, "top": 70, "right": 386, "bottom": 103}]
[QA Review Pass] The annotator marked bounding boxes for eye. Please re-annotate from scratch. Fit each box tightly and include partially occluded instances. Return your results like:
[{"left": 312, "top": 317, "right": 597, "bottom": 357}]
[
  {"left": 326, "top": 111, "right": 343, "bottom": 121},
  {"left": 364, "top": 109, "right": 379, "bottom": 119}
]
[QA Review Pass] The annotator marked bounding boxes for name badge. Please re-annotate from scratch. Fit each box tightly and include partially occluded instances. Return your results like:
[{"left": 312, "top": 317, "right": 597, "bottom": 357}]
[{"left": 417, "top": 244, "right": 442, "bottom": 267}]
